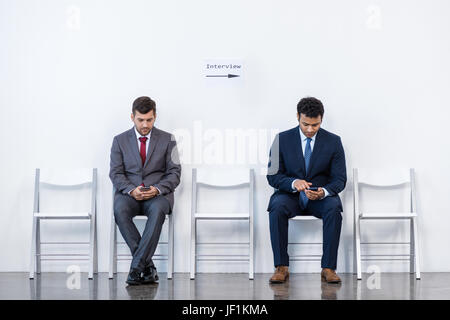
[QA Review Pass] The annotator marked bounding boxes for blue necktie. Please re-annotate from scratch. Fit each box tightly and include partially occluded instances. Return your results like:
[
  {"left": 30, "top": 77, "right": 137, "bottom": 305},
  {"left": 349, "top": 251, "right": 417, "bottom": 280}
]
[{"left": 300, "top": 137, "right": 312, "bottom": 209}]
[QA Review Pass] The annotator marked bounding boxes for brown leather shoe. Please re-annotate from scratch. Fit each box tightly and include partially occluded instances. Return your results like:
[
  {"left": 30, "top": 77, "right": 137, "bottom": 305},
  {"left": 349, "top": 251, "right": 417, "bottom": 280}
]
[
  {"left": 269, "top": 266, "right": 289, "bottom": 283},
  {"left": 321, "top": 268, "right": 341, "bottom": 283}
]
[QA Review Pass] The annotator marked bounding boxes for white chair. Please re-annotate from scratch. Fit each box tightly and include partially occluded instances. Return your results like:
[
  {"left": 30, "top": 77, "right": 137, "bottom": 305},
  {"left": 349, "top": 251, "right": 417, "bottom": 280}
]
[
  {"left": 288, "top": 216, "right": 323, "bottom": 264},
  {"left": 29, "top": 168, "right": 98, "bottom": 279},
  {"left": 109, "top": 187, "right": 174, "bottom": 280},
  {"left": 353, "top": 168, "right": 421, "bottom": 280},
  {"left": 190, "top": 168, "right": 254, "bottom": 280}
]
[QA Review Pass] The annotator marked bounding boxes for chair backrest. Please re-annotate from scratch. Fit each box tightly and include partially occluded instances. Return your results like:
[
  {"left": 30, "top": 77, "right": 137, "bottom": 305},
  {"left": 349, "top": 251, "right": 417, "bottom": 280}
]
[
  {"left": 353, "top": 167, "right": 416, "bottom": 216},
  {"left": 355, "top": 168, "right": 412, "bottom": 187},
  {"left": 191, "top": 167, "right": 254, "bottom": 215},
  {"left": 38, "top": 168, "right": 95, "bottom": 186},
  {"left": 34, "top": 168, "right": 97, "bottom": 215},
  {"left": 195, "top": 167, "right": 252, "bottom": 187}
]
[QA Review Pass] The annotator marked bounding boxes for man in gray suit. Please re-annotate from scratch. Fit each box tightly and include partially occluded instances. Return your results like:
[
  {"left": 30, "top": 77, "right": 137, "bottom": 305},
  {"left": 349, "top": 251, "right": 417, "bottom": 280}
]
[{"left": 109, "top": 96, "right": 181, "bottom": 285}]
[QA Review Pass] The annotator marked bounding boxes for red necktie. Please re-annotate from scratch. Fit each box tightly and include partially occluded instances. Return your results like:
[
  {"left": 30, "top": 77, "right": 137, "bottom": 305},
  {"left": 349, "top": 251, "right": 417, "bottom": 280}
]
[
  {"left": 139, "top": 137, "right": 148, "bottom": 187},
  {"left": 139, "top": 136, "right": 148, "bottom": 165}
]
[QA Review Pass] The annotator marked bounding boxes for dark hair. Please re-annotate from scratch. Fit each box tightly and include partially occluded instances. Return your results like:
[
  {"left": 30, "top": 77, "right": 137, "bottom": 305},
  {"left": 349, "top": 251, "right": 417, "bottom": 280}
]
[
  {"left": 132, "top": 96, "right": 156, "bottom": 115},
  {"left": 297, "top": 97, "right": 324, "bottom": 119}
]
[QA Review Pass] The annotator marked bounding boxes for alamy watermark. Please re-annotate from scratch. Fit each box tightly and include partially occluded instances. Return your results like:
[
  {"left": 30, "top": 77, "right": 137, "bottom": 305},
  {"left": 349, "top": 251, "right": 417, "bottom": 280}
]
[
  {"left": 66, "top": 265, "right": 81, "bottom": 290},
  {"left": 172, "top": 121, "right": 280, "bottom": 175},
  {"left": 366, "top": 265, "right": 381, "bottom": 290}
]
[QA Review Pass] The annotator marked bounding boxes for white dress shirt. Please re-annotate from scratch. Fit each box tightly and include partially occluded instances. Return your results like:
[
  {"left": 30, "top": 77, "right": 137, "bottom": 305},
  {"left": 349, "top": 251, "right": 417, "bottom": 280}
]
[
  {"left": 291, "top": 128, "right": 329, "bottom": 199},
  {"left": 128, "top": 127, "right": 161, "bottom": 196}
]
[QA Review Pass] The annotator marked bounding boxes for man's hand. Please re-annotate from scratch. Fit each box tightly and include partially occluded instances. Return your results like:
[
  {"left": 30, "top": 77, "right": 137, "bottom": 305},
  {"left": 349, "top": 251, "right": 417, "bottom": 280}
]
[
  {"left": 305, "top": 187, "right": 325, "bottom": 201},
  {"left": 293, "top": 179, "right": 312, "bottom": 192},
  {"left": 143, "top": 186, "right": 159, "bottom": 200},
  {"left": 131, "top": 186, "right": 159, "bottom": 201}
]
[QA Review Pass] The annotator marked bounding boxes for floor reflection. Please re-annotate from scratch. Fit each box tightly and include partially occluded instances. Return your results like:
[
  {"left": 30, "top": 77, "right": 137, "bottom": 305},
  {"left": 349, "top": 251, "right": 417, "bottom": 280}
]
[
  {"left": 269, "top": 282, "right": 290, "bottom": 300},
  {"left": 11, "top": 272, "right": 446, "bottom": 300},
  {"left": 125, "top": 283, "right": 159, "bottom": 300},
  {"left": 320, "top": 281, "right": 342, "bottom": 300},
  {"left": 29, "top": 273, "right": 99, "bottom": 300},
  {"left": 268, "top": 279, "right": 342, "bottom": 300},
  {"left": 29, "top": 275, "right": 41, "bottom": 300}
]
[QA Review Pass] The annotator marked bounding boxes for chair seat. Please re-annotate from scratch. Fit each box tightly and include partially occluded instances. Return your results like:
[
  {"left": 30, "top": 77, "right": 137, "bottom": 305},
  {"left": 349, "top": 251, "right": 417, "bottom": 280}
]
[
  {"left": 132, "top": 215, "right": 169, "bottom": 220},
  {"left": 291, "top": 215, "right": 320, "bottom": 221},
  {"left": 34, "top": 212, "right": 91, "bottom": 219},
  {"left": 133, "top": 215, "right": 148, "bottom": 220},
  {"left": 195, "top": 212, "right": 249, "bottom": 220},
  {"left": 360, "top": 212, "right": 417, "bottom": 219}
]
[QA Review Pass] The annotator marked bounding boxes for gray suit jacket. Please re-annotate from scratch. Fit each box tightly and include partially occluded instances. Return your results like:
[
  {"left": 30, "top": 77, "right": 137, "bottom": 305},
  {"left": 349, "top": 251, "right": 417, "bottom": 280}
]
[{"left": 109, "top": 126, "right": 181, "bottom": 211}]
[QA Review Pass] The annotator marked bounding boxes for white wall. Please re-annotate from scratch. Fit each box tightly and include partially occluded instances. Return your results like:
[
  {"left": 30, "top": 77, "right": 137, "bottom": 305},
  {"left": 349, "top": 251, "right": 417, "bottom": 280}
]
[{"left": 1, "top": 0, "right": 450, "bottom": 273}]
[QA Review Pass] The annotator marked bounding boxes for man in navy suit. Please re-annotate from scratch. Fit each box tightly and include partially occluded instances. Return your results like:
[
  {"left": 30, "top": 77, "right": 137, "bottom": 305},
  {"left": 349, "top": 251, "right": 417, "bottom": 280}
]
[{"left": 267, "top": 97, "right": 346, "bottom": 284}]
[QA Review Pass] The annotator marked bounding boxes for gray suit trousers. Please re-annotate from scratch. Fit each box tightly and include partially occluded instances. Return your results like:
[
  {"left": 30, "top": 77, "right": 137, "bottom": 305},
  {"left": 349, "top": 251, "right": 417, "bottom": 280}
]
[{"left": 114, "top": 192, "right": 171, "bottom": 271}]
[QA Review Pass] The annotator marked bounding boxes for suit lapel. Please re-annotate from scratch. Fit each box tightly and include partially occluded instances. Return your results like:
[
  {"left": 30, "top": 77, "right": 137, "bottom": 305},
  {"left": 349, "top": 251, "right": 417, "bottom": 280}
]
[
  {"left": 144, "top": 127, "right": 159, "bottom": 168},
  {"left": 128, "top": 128, "right": 143, "bottom": 168},
  {"left": 292, "top": 127, "right": 306, "bottom": 174},
  {"left": 307, "top": 128, "right": 324, "bottom": 175}
]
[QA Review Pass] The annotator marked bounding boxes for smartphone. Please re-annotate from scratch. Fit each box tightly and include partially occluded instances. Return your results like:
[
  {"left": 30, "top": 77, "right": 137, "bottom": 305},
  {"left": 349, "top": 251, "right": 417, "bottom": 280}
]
[
  {"left": 307, "top": 187, "right": 319, "bottom": 191},
  {"left": 139, "top": 186, "right": 151, "bottom": 191}
]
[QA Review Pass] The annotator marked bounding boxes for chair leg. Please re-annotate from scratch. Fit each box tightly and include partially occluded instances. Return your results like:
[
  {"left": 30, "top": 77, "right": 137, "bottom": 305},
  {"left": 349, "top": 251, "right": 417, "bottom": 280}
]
[
  {"left": 412, "top": 217, "right": 421, "bottom": 279},
  {"left": 190, "top": 218, "right": 196, "bottom": 280},
  {"left": 355, "top": 217, "right": 362, "bottom": 280},
  {"left": 88, "top": 217, "right": 95, "bottom": 279},
  {"left": 168, "top": 214, "right": 174, "bottom": 280},
  {"left": 353, "top": 216, "right": 357, "bottom": 275},
  {"left": 113, "top": 222, "right": 117, "bottom": 275},
  {"left": 109, "top": 215, "right": 116, "bottom": 279},
  {"left": 249, "top": 217, "right": 254, "bottom": 280},
  {"left": 36, "top": 218, "right": 41, "bottom": 274},
  {"left": 410, "top": 218, "right": 415, "bottom": 275},
  {"left": 29, "top": 217, "right": 37, "bottom": 279},
  {"left": 94, "top": 216, "right": 98, "bottom": 274}
]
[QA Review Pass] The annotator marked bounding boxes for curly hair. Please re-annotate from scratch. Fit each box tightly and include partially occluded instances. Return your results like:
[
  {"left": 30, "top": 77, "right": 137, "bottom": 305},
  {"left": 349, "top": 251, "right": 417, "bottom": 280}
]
[{"left": 297, "top": 97, "right": 324, "bottom": 119}]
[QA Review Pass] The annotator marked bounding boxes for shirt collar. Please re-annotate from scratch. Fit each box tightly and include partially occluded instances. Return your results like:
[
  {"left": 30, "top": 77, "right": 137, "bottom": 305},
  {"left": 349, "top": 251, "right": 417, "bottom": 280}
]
[
  {"left": 299, "top": 127, "right": 317, "bottom": 142},
  {"left": 134, "top": 127, "right": 152, "bottom": 140}
]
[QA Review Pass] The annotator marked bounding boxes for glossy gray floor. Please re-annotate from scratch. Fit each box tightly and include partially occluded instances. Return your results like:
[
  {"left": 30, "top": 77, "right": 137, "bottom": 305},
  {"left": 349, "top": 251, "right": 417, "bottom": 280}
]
[{"left": 1, "top": 272, "right": 449, "bottom": 300}]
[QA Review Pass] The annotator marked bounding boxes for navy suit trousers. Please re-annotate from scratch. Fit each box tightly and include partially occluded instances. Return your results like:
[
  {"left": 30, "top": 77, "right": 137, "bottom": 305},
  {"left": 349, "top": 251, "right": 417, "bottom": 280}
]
[{"left": 268, "top": 192, "right": 342, "bottom": 269}]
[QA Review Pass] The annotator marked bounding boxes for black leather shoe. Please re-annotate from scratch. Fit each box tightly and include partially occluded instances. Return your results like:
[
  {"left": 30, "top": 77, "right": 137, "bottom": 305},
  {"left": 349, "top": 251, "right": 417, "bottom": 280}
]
[
  {"left": 126, "top": 269, "right": 143, "bottom": 285},
  {"left": 142, "top": 266, "right": 159, "bottom": 284}
]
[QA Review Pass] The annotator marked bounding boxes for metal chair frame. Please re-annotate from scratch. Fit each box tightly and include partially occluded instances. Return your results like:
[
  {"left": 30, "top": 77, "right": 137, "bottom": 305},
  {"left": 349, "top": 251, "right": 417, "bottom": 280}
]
[
  {"left": 288, "top": 215, "right": 323, "bottom": 264},
  {"left": 353, "top": 168, "right": 421, "bottom": 280},
  {"left": 190, "top": 168, "right": 254, "bottom": 280},
  {"left": 29, "top": 168, "right": 98, "bottom": 279}
]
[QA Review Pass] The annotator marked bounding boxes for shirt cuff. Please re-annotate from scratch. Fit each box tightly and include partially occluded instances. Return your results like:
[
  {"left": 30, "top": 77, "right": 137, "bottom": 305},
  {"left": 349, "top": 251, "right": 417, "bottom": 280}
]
[
  {"left": 320, "top": 188, "right": 329, "bottom": 200},
  {"left": 154, "top": 186, "right": 162, "bottom": 196},
  {"left": 291, "top": 179, "right": 298, "bottom": 193}
]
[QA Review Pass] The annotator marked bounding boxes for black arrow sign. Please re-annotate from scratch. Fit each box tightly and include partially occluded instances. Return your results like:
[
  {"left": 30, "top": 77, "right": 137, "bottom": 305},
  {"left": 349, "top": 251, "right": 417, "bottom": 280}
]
[{"left": 206, "top": 74, "right": 240, "bottom": 78}]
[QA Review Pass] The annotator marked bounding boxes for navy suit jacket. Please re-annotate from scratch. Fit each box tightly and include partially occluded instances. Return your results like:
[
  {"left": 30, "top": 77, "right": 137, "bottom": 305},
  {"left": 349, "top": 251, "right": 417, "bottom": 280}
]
[{"left": 267, "top": 126, "right": 347, "bottom": 212}]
